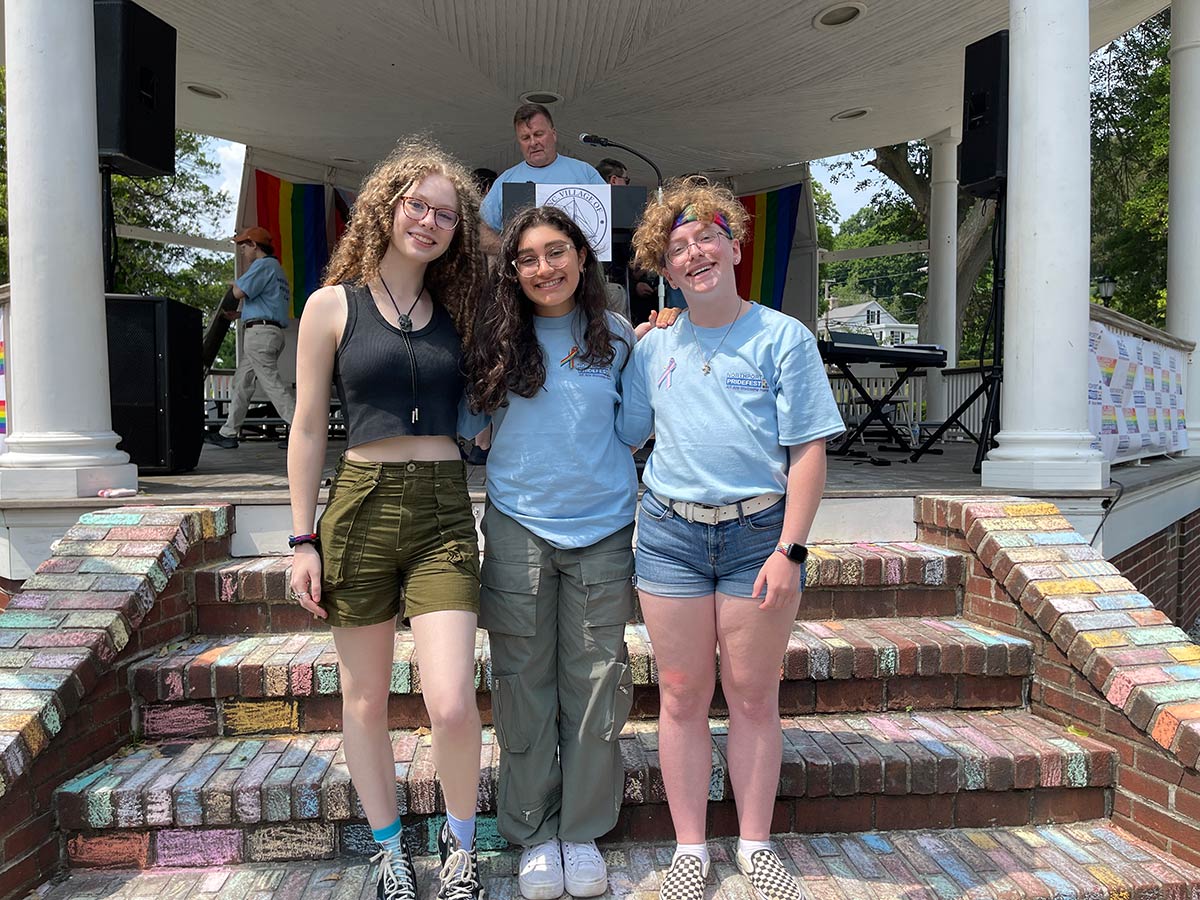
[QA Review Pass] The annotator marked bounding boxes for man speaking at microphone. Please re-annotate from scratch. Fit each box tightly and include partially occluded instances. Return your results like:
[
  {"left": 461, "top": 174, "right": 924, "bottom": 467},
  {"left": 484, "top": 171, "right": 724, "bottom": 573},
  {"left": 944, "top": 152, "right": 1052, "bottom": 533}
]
[{"left": 479, "top": 103, "right": 606, "bottom": 254}]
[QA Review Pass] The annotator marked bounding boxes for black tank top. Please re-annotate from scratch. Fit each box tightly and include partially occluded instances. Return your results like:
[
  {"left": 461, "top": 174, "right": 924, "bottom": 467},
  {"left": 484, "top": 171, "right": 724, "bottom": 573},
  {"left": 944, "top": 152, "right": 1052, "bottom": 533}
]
[{"left": 334, "top": 282, "right": 464, "bottom": 448}]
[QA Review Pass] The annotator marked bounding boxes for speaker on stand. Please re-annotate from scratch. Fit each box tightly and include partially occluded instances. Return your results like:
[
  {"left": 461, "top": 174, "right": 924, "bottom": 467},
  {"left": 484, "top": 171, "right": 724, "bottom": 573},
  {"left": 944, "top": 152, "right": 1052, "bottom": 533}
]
[
  {"left": 910, "top": 30, "right": 1009, "bottom": 473},
  {"left": 94, "top": 0, "right": 178, "bottom": 292}
]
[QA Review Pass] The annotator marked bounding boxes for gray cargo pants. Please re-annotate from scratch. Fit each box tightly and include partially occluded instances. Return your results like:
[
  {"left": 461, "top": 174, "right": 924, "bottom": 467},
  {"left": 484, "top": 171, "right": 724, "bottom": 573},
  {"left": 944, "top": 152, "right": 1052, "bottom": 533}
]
[{"left": 479, "top": 504, "right": 635, "bottom": 846}]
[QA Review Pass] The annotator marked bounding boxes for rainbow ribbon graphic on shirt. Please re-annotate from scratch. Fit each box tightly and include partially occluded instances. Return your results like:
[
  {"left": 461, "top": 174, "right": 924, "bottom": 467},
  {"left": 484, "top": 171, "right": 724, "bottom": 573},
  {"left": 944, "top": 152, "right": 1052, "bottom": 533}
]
[
  {"left": 560, "top": 346, "right": 580, "bottom": 369},
  {"left": 658, "top": 357, "right": 676, "bottom": 390}
]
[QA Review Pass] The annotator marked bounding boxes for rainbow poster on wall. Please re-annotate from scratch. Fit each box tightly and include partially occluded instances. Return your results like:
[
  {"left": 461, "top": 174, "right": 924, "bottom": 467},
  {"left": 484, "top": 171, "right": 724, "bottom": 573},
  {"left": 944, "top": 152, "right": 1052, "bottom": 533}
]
[
  {"left": 1088, "top": 320, "right": 1188, "bottom": 462},
  {"left": 734, "top": 184, "right": 803, "bottom": 310}
]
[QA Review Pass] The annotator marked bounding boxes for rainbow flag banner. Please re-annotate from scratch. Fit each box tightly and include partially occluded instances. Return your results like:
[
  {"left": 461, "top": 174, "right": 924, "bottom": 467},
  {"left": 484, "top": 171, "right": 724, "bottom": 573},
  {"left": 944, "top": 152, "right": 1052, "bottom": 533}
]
[
  {"left": 254, "top": 170, "right": 330, "bottom": 318},
  {"left": 734, "top": 183, "right": 803, "bottom": 310}
]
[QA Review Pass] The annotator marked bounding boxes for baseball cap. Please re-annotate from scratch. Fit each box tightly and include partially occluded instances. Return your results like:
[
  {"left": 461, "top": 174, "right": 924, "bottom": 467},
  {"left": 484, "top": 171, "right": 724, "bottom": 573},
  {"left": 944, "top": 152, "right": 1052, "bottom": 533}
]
[{"left": 232, "top": 225, "right": 274, "bottom": 247}]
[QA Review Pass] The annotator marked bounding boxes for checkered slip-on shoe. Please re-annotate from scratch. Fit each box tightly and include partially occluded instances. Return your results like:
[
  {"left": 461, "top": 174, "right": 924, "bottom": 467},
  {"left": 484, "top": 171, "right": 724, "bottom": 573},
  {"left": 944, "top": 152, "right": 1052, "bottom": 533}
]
[
  {"left": 659, "top": 853, "right": 710, "bottom": 900},
  {"left": 735, "top": 848, "right": 802, "bottom": 900}
]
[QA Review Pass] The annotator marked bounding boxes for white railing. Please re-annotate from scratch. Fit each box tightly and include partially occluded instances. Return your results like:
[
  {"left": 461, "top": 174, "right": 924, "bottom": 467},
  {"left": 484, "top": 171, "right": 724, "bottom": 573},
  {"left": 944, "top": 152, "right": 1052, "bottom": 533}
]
[
  {"left": 205, "top": 369, "right": 235, "bottom": 403},
  {"left": 944, "top": 365, "right": 988, "bottom": 437},
  {"left": 827, "top": 364, "right": 926, "bottom": 435}
]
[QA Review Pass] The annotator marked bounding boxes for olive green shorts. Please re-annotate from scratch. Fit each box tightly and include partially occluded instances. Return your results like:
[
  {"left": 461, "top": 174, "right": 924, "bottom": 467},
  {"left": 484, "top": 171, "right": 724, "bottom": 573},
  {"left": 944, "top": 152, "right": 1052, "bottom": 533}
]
[{"left": 316, "top": 457, "right": 480, "bottom": 627}]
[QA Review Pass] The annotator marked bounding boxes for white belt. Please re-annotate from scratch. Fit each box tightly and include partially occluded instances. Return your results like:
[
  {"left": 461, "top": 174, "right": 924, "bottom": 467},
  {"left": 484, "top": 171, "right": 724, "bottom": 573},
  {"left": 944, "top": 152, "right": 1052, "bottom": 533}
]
[{"left": 655, "top": 491, "right": 783, "bottom": 525}]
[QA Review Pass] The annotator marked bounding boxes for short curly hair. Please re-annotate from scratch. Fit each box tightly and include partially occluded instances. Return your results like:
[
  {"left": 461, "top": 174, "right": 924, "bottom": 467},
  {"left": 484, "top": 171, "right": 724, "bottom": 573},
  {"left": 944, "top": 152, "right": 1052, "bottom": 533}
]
[{"left": 632, "top": 176, "right": 750, "bottom": 275}]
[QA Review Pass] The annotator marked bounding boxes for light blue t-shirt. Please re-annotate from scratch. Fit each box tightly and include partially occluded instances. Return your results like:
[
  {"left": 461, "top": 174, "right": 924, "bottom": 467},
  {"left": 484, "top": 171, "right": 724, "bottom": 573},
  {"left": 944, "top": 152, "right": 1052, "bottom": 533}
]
[
  {"left": 480, "top": 154, "right": 607, "bottom": 231},
  {"left": 485, "top": 310, "right": 637, "bottom": 549},
  {"left": 236, "top": 256, "right": 291, "bottom": 322},
  {"left": 618, "top": 303, "right": 844, "bottom": 505}
]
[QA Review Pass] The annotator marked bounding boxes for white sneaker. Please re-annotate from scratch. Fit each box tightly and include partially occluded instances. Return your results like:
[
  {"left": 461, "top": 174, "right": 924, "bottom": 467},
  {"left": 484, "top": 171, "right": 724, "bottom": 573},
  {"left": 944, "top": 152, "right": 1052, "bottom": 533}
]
[
  {"left": 562, "top": 840, "right": 608, "bottom": 897},
  {"left": 519, "top": 838, "right": 564, "bottom": 900}
]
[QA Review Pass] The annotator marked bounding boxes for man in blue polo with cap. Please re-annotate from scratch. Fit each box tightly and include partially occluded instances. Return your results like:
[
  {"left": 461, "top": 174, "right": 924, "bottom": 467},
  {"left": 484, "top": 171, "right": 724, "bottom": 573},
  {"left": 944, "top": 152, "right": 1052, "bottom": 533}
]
[{"left": 206, "top": 225, "right": 296, "bottom": 450}]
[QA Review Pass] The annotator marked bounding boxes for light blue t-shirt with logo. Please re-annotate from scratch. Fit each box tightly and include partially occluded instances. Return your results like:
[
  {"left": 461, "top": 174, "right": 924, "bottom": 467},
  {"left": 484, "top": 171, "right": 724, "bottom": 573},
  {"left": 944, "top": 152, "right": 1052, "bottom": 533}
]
[
  {"left": 485, "top": 310, "right": 637, "bottom": 549},
  {"left": 480, "top": 154, "right": 607, "bottom": 231},
  {"left": 236, "top": 256, "right": 291, "bottom": 323},
  {"left": 618, "top": 303, "right": 844, "bottom": 505}
]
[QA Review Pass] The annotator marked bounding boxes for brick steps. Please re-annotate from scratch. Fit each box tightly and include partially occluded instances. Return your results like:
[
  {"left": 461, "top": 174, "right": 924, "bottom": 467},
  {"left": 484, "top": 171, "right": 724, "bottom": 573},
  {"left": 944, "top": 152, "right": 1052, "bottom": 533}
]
[
  {"left": 188, "top": 542, "right": 967, "bottom": 634},
  {"left": 128, "top": 618, "right": 1032, "bottom": 738},
  {"left": 43, "top": 824, "right": 1198, "bottom": 897},
  {"left": 53, "top": 710, "right": 1116, "bottom": 869}
]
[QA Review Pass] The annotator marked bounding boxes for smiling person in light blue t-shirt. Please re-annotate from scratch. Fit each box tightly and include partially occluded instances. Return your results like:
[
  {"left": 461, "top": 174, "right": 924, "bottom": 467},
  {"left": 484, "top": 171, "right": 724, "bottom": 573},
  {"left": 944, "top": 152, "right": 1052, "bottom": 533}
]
[
  {"left": 478, "top": 103, "right": 606, "bottom": 255},
  {"left": 466, "top": 205, "right": 648, "bottom": 900},
  {"left": 620, "top": 179, "right": 843, "bottom": 900}
]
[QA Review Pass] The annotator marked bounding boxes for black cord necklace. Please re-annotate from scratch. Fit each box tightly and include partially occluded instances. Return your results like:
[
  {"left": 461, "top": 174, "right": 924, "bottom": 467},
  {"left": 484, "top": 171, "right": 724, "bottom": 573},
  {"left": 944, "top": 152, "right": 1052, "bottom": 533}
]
[
  {"left": 380, "top": 277, "right": 423, "bottom": 332},
  {"left": 379, "top": 276, "right": 424, "bottom": 423}
]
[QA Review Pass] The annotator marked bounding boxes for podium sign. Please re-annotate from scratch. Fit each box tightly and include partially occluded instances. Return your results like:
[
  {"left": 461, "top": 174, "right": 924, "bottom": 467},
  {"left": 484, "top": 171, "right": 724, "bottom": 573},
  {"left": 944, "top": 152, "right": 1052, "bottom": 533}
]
[{"left": 501, "top": 184, "right": 648, "bottom": 262}]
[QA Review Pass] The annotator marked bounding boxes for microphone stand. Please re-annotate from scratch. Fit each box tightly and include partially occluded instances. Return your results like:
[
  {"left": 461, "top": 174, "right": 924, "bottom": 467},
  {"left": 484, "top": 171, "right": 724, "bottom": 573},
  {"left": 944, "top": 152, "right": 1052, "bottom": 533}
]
[{"left": 583, "top": 136, "right": 667, "bottom": 311}]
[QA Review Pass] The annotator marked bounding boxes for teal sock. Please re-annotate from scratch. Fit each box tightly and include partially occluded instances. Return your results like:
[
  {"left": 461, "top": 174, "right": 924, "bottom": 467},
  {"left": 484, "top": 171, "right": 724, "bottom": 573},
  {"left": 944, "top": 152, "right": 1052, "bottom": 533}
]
[
  {"left": 373, "top": 817, "right": 404, "bottom": 854},
  {"left": 447, "top": 810, "right": 476, "bottom": 851}
]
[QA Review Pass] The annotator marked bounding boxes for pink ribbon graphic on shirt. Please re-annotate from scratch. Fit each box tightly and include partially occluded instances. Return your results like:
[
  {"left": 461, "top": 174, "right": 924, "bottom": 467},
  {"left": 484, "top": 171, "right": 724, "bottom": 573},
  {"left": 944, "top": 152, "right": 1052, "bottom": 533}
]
[{"left": 658, "top": 357, "right": 676, "bottom": 390}]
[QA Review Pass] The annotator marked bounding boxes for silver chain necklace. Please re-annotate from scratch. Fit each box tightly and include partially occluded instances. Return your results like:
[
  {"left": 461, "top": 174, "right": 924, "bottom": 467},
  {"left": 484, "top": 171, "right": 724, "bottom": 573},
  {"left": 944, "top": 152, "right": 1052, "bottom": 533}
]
[{"left": 688, "top": 299, "right": 745, "bottom": 375}]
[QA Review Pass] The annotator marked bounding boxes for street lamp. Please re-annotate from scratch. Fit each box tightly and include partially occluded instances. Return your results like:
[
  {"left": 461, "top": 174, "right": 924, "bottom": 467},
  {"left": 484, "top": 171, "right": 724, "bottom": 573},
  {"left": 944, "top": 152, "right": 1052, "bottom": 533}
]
[{"left": 1096, "top": 274, "right": 1117, "bottom": 307}]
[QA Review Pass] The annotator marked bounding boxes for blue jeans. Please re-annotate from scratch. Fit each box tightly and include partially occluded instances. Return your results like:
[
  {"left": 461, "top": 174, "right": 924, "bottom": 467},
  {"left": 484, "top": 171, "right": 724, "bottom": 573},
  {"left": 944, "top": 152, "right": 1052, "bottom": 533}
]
[{"left": 634, "top": 492, "right": 803, "bottom": 598}]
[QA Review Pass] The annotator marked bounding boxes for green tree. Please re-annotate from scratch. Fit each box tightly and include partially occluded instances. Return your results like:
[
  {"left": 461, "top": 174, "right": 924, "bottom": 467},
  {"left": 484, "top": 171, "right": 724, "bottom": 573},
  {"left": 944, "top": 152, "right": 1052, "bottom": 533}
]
[
  {"left": 811, "top": 179, "right": 838, "bottom": 251},
  {"left": 1091, "top": 10, "right": 1170, "bottom": 325},
  {"left": 110, "top": 131, "right": 237, "bottom": 363}
]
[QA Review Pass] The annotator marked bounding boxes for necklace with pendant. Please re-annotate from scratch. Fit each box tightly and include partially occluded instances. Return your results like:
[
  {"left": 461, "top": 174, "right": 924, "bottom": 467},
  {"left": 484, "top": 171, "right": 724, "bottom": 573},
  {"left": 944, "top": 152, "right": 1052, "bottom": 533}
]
[
  {"left": 689, "top": 299, "right": 744, "bottom": 375},
  {"left": 380, "top": 276, "right": 423, "bottom": 332}
]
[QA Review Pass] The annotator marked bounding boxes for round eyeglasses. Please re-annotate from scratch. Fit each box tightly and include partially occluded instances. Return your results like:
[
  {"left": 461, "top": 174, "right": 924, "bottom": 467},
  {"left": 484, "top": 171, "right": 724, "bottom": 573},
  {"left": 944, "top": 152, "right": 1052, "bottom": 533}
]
[
  {"left": 666, "top": 232, "right": 724, "bottom": 265},
  {"left": 396, "top": 195, "right": 460, "bottom": 230},
  {"left": 512, "top": 245, "right": 573, "bottom": 277}
]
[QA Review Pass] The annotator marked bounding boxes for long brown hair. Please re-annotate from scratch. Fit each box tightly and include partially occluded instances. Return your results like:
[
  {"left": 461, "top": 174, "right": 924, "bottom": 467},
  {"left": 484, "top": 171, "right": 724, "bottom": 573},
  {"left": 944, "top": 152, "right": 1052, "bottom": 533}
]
[
  {"left": 467, "top": 205, "right": 628, "bottom": 414},
  {"left": 323, "top": 138, "right": 484, "bottom": 347}
]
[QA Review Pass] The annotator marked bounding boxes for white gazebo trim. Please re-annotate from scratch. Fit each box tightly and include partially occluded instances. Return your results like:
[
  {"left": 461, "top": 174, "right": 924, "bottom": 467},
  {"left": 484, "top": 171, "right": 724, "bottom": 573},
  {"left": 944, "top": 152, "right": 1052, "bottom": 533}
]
[
  {"left": 925, "top": 127, "right": 961, "bottom": 423},
  {"left": 1167, "top": 0, "right": 1200, "bottom": 454},
  {"left": 981, "top": 0, "right": 1108, "bottom": 490},
  {"left": 0, "top": 0, "right": 136, "bottom": 497}
]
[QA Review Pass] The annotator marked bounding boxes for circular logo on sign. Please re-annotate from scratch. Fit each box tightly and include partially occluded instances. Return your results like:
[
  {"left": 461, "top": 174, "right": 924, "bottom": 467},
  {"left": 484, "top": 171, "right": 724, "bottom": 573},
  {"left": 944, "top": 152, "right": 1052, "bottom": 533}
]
[{"left": 544, "top": 187, "right": 609, "bottom": 256}]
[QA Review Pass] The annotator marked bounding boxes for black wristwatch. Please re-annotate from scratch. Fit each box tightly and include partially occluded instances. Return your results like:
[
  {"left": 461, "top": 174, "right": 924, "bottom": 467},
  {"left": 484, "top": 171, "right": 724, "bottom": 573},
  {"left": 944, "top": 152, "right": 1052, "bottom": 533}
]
[{"left": 775, "top": 542, "right": 808, "bottom": 565}]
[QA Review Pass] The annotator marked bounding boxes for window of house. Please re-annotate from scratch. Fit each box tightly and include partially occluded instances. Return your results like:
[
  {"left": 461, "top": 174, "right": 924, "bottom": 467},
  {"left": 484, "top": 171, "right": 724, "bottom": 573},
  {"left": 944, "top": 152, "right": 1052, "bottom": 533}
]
[
  {"left": 890, "top": 330, "right": 905, "bottom": 345},
  {"left": 866, "top": 309, "right": 880, "bottom": 325}
]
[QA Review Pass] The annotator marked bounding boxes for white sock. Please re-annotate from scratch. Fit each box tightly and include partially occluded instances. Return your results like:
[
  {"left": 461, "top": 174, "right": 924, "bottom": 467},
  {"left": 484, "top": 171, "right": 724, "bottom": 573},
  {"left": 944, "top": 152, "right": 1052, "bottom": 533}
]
[
  {"left": 737, "top": 838, "right": 773, "bottom": 860},
  {"left": 673, "top": 843, "right": 710, "bottom": 867}
]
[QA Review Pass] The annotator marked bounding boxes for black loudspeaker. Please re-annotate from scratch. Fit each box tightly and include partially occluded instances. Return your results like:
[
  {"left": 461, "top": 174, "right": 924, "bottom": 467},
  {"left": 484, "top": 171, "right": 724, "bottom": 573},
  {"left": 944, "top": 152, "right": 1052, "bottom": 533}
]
[
  {"left": 106, "top": 295, "right": 203, "bottom": 474},
  {"left": 959, "top": 30, "right": 1009, "bottom": 198},
  {"left": 94, "top": 0, "right": 177, "bottom": 177}
]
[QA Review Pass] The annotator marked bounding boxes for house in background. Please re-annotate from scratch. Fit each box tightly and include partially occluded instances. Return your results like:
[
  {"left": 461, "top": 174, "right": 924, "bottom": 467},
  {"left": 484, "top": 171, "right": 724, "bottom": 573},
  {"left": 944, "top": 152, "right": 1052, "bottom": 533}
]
[{"left": 818, "top": 298, "right": 920, "bottom": 345}]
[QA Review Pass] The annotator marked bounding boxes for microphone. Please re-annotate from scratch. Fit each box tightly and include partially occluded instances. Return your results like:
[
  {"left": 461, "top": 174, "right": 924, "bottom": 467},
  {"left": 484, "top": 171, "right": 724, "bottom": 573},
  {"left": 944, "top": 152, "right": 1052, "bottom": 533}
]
[{"left": 579, "top": 132, "right": 612, "bottom": 147}]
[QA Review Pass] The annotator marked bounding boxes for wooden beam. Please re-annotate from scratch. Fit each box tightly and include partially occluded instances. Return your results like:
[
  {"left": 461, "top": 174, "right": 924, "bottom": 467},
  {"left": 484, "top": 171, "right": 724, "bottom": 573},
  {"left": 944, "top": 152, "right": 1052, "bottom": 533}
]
[{"left": 819, "top": 240, "right": 929, "bottom": 263}]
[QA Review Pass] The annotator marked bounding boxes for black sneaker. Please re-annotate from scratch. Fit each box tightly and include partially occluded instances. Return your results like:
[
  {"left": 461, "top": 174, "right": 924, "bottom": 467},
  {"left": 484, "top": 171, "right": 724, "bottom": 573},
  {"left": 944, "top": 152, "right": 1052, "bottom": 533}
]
[
  {"left": 437, "top": 821, "right": 481, "bottom": 900},
  {"left": 205, "top": 432, "right": 238, "bottom": 449},
  {"left": 373, "top": 843, "right": 418, "bottom": 900}
]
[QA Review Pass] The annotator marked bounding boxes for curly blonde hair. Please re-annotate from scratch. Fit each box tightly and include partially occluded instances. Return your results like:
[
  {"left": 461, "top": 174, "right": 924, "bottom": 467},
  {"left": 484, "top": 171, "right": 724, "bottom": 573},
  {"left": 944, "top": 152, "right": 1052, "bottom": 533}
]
[
  {"left": 632, "top": 176, "right": 750, "bottom": 275},
  {"left": 324, "top": 138, "right": 484, "bottom": 347}
]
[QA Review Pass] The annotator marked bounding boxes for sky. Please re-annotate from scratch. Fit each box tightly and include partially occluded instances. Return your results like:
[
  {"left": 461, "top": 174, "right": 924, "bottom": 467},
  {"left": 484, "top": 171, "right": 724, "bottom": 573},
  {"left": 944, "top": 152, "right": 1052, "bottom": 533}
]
[
  {"left": 203, "top": 141, "right": 882, "bottom": 235},
  {"left": 209, "top": 140, "right": 246, "bottom": 239}
]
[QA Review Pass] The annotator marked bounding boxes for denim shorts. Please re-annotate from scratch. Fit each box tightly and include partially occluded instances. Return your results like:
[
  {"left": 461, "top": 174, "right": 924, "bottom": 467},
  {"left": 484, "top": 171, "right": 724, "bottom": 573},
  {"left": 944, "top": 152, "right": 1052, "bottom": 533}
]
[{"left": 634, "top": 491, "right": 804, "bottom": 599}]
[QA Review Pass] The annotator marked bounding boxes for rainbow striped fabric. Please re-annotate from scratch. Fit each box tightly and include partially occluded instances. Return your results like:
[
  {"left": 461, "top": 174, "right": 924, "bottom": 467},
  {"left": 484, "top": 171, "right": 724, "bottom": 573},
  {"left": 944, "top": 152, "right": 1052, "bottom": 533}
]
[
  {"left": 734, "top": 184, "right": 803, "bottom": 310},
  {"left": 254, "top": 171, "right": 331, "bottom": 318}
]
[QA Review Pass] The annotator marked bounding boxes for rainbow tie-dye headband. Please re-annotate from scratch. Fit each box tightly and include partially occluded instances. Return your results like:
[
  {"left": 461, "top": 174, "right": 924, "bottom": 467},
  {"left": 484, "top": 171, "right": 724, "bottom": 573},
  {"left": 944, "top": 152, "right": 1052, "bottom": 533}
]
[{"left": 672, "top": 205, "right": 733, "bottom": 237}]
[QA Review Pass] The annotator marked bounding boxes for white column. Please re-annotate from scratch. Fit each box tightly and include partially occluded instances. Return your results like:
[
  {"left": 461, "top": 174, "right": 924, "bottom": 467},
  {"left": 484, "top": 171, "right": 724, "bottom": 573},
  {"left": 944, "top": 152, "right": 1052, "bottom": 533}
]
[
  {"left": 980, "top": 0, "right": 1107, "bottom": 489},
  {"left": 925, "top": 128, "right": 960, "bottom": 423},
  {"left": 0, "top": 0, "right": 136, "bottom": 497},
  {"left": 1168, "top": 0, "right": 1200, "bottom": 453}
]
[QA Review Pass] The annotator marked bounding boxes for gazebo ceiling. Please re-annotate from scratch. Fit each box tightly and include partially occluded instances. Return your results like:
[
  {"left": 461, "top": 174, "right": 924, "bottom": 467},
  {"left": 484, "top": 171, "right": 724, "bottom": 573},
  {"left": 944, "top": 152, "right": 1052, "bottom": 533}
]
[{"left": 34, "top": 1, "right": 1180, "bottom": 180}]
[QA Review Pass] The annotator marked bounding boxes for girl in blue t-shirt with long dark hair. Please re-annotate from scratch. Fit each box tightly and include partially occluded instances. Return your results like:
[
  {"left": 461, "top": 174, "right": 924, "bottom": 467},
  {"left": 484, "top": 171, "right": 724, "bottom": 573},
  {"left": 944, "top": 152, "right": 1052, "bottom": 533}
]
[{"left": 465, "top": 205, "right": 652, "bottom": 900}]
